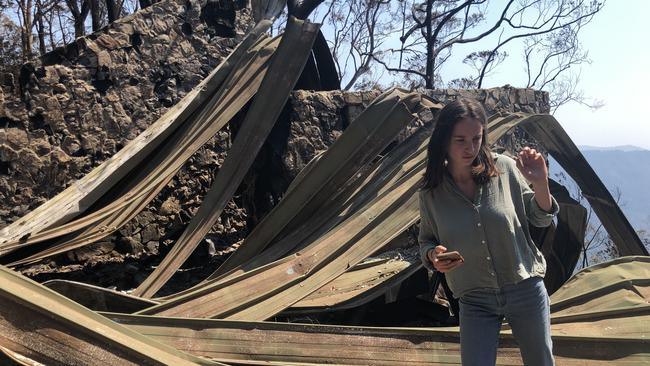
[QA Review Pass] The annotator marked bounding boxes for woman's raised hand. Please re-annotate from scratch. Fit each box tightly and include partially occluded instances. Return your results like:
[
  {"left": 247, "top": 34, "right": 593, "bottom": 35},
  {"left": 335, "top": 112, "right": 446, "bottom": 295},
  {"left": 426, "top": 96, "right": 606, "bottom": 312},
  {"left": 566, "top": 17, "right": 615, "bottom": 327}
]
[
  {"left": 428, "top": 245, "right": 464, "bottom": 273},
  {"left": 516, "top": 147, "right": 548, "bottom": 185}
]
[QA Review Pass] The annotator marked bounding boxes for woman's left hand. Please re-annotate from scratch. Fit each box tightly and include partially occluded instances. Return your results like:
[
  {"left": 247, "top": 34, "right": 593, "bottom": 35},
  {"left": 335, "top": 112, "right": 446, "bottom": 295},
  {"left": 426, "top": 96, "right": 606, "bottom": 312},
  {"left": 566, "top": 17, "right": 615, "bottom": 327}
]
[{"left": 516, "top": 147, "right": 548, "bottom": 186}]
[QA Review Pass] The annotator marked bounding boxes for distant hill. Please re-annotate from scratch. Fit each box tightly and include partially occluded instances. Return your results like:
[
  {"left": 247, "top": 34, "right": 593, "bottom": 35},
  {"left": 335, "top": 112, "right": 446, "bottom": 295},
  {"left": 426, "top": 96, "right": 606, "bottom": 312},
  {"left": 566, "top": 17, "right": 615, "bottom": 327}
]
[
  {"left": 548, "top": 146, "right": 650, "bottom": 231},
  {"left": 578, "top": 145, "right": 648, "bottom": 152}
]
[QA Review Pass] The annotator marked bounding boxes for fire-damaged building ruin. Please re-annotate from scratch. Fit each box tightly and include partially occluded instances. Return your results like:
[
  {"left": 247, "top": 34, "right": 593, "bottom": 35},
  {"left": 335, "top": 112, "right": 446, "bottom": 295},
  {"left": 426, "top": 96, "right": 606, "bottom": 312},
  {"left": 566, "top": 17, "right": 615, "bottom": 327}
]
[{"left": 0, "top": 0, "right": 648, "bottom": 364}]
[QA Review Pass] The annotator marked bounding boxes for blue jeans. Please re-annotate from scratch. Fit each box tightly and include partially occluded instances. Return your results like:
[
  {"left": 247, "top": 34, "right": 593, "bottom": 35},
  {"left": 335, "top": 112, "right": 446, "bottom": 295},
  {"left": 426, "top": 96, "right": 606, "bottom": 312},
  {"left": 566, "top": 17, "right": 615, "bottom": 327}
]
[{"left": 459, "top": 277, "right": 554, "bottom": 366}]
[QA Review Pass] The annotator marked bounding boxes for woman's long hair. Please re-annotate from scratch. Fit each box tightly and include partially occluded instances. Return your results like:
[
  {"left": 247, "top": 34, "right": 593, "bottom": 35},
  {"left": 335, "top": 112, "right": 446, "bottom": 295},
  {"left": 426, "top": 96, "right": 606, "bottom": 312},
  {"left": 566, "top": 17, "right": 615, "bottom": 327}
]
[{"left": 421, "top": 98, "right": 498, "bottom": 191}]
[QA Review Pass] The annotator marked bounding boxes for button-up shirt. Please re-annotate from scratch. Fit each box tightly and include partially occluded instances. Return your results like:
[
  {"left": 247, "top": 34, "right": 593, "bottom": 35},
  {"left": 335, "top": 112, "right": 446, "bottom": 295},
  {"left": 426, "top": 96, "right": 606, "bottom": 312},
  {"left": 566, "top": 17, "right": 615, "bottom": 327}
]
[{"left": 418, "top": 153, "right": 559, "bottom": 298}]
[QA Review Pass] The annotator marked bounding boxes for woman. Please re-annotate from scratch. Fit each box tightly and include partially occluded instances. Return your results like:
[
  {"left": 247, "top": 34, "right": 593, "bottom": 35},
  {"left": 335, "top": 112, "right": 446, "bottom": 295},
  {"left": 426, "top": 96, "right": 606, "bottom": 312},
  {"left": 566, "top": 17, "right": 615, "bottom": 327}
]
[{"left": 418, "top": 98, "right": 558, "bottom": 366}]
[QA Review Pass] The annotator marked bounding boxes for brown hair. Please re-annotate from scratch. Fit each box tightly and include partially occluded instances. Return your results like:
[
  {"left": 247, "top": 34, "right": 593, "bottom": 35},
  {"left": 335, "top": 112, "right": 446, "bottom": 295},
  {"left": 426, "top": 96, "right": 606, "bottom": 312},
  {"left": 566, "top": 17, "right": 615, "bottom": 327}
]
[{"left": 421, "top": 98, "right": 499, "bottom": 190}]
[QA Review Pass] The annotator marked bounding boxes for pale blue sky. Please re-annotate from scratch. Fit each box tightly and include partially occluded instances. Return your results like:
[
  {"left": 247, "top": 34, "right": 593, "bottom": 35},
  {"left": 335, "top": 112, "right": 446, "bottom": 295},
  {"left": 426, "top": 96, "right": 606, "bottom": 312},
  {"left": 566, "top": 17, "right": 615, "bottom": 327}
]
[
  {"left": 477, "top": 1, "right": 650, "bottom": 150},
  {"left": 552, "top": 0, "right": 650, "bottom": 150}
]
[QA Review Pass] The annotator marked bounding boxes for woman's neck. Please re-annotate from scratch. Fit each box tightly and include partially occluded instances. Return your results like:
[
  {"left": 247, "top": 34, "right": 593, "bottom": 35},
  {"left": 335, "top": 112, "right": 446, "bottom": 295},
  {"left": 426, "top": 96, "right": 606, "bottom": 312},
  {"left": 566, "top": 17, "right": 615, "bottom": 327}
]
[{"left": 448, "top": 163, "right": 473, "bottom": 184}]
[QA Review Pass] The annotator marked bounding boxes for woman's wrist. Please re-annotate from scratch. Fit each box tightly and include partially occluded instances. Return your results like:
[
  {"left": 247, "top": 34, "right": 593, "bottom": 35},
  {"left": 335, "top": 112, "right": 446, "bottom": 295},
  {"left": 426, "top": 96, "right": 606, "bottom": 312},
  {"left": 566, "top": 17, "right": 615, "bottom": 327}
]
[{"left": 532, "top": 181, "right": 553, "bottom": 212}]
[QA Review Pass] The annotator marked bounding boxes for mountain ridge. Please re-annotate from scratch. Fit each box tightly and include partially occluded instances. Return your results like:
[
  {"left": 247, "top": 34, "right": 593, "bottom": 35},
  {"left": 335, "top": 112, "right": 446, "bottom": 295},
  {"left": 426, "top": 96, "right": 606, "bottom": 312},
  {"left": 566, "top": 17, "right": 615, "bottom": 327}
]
[{"left": 548, "top": 147, "right": 650, "bottom": 231}]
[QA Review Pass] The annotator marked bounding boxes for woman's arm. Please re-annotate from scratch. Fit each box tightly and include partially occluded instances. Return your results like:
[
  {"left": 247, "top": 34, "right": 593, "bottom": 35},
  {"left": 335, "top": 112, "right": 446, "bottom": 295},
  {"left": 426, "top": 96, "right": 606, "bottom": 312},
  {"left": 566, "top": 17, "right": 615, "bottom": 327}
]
[
  {"left": 418, "top": 191, "right": 439, "bottom": 271},
  {"left": 514, "top": 147, "right": 559, "bottom": 226},
  {"left": 517, "top": 147, "right": 553, "bottom": 211},
  {"left": 418, "top": 191, "right": 464, "bottom": 272}
]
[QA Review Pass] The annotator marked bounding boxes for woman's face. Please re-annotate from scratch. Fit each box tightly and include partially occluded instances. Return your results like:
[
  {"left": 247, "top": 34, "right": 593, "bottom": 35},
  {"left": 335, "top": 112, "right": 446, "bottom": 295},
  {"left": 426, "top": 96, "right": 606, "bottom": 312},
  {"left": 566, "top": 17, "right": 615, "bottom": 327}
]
[{"left": 447, "top": 117, "right": 483, "bottom": 169}]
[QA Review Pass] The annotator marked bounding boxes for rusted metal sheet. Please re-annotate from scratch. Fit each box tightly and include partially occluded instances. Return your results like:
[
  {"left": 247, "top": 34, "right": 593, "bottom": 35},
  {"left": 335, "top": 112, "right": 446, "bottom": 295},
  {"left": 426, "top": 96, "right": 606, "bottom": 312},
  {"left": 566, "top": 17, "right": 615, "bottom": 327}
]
[
  {"left": 43, "top": 279, "right": 158, "bottom": 313},
  {"left": 212, "top": 90, "right": 436, "bottom": 277},
  {"left": 154, "top": 119, "right": 436, "bottom": 303},
  {"left": 550, "top": 256, "right": 650, "bottom": 320},
  {"left": 133, "top": 16, "right": 322, "bottom": 299},
  {"left": 0, "top": 266, "right": 223, "bottom": 366},
  {"left": 137, "top": 162, "right": 424, "bottom": 319},
  {"left": 5, "top": 35, "right": 283, "bottom": 267},
  {"left": 289, "top": 258, "right": 416, "bottom": 311},
  {"left": 105, "top": 312, "right": 649, "bottom": 365},
  {"left": 42, "top": 259, "right": 417, "bottom": 315}
]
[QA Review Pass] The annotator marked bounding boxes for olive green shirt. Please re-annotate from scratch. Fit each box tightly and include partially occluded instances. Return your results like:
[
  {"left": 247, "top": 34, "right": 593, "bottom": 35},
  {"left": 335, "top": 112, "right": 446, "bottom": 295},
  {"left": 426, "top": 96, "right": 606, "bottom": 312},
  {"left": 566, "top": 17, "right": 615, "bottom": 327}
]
[{"left": 418, "top": 153, "right": 559, "bottom": 298}]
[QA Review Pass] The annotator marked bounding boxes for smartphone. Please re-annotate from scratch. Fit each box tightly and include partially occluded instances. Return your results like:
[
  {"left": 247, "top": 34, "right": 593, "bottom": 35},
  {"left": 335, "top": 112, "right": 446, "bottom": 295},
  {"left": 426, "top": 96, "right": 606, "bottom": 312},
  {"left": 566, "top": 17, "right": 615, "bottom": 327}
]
[{"left": 436, "top": 251, "right": 464, "bottom": 262}]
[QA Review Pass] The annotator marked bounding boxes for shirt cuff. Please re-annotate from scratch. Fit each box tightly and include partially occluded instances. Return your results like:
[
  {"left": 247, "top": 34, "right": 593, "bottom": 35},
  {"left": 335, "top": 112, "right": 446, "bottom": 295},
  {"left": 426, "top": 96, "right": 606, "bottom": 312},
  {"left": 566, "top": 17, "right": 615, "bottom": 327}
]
[
  {"left": 419, "top": 243, "right": 436, "bottom": 272},
  {"left": 528, "top": 195, "right": 559, "bottom": 227}
]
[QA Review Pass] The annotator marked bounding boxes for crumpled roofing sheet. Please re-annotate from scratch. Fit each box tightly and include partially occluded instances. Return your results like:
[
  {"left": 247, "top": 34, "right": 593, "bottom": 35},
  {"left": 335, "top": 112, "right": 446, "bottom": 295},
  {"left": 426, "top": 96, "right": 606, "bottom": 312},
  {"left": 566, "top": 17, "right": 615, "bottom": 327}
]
[
  {"left": 104, "top": 257, "right": 649, "bottom": 365},
  {"left": 4, "top": 32, "right": 281, "bottom": 267},
  {"left": 132, "top": 15, "right": 321, "bottom": 299},
  {"left": 0, "top": 17, "right": 276, "bottom": 255},
  {"left": 4, "top": 257, "right": 649, "bottom": 365},
  {"left": 0, "top": 266, "right": 223, "bottom": 366}
]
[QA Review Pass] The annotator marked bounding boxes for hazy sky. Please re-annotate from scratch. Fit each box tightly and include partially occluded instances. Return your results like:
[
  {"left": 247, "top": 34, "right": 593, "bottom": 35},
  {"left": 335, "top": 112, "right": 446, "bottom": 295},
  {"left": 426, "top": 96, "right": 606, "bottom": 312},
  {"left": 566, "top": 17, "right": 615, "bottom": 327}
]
[
  {"left": 555, "top": 1, "right": 650, "bottom": 150},
  {"left": 479, "top": 1, "right": 650, "bottom": 150}
]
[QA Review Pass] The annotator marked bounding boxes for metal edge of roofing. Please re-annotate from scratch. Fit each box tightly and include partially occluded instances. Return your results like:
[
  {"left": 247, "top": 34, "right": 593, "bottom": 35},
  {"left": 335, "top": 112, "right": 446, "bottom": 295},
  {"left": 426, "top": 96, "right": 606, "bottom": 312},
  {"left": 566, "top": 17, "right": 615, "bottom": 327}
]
[
  {"left": 42, "top": 279, "right": 159, "bottom": 313},
  {"left": 211, "top": 90, "right": 433, "bottom": 276},
  {"left": 287, "top": 260, "right": 418, "bottom": 312}
]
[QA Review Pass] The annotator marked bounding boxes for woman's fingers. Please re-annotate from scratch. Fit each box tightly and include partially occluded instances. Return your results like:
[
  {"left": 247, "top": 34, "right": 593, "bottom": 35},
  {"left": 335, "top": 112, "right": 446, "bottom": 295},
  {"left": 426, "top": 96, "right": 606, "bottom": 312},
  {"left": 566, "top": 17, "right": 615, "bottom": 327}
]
[
  {"left": 429, "top": 245, "right": 463, "bottom": 272},
  {"left": 434, "top": 258, "right": 463, "bottom": 272},
  {"left": 517, "top": 147, "right": 547, "bottom": 181},
  {"left": 428, "top": 245, "right": 446, "bottom": 262}
]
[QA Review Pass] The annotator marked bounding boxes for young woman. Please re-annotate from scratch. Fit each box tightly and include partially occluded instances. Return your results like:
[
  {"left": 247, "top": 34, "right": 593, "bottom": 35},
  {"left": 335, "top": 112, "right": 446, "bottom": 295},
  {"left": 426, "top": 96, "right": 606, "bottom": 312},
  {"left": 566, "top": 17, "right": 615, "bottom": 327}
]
[{"left": 418, "top": 98, "right": 558, "bottom": 366}]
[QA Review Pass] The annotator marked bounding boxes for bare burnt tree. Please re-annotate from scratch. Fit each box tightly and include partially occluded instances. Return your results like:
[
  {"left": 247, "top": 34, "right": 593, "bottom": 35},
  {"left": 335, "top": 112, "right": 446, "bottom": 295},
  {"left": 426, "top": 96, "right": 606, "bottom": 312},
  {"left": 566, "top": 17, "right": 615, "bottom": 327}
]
[
  {"left": 398, "top": 0, "right": 603, "bottom": 90},
  {"left": 14, "top": 0, "right": 36, "bottom": 61},
  {"left": 448, "top": 49, "right": 508, "bottom": 89},
  {"left": 33, "top": 0, "right": 61, "bottom": 54},
  {"left": 523, "top": 25, "right": 603, "bottom": 113},
  {"left": 105, "top": 0, "right": 122, "bottom": 23},
  {"left": 0, "top": 14, "right": 23, "bottom": 75},
  {"left": 314, "top": 0, "right": 392, "bottom": 90},
  {"left": 65, "top": 0, "right": 90, "bottom": 37},
  {"left": 317, "top": 0, "right": 604, "bottom": 109},
  {"left": 90, "top": 0, "right": 102, "bottom": 31},
  {"left": 288, "top": 0, "right": 325, "bottom": 19}
]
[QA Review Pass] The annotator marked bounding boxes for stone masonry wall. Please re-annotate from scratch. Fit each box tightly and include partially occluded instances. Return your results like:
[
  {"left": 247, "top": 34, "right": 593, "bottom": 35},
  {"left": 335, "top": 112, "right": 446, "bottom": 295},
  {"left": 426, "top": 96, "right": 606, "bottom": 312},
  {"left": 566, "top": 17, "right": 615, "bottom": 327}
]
[{"left": 0, "top": 0, "right": 251, "bottom": 227}]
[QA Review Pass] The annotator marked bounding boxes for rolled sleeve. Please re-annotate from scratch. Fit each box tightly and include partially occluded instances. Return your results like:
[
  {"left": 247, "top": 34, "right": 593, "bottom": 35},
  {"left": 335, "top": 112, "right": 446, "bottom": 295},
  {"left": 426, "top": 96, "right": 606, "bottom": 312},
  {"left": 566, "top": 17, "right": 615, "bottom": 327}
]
[
  {"left": 526, "top": 193, "right": 559, "bottom": 227},
  {"left": 509, "top": 156, "right": 559, "bottom": 228},
  {"left": 418, "top": 190, "right": 439, "bottom": 272}
]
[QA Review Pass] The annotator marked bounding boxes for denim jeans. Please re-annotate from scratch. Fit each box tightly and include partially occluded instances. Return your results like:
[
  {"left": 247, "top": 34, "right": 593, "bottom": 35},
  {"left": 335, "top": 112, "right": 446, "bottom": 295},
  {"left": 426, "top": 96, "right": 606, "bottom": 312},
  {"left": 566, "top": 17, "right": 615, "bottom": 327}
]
[{"left": 458, "top": 276, "right": 554, "bottom": 366}]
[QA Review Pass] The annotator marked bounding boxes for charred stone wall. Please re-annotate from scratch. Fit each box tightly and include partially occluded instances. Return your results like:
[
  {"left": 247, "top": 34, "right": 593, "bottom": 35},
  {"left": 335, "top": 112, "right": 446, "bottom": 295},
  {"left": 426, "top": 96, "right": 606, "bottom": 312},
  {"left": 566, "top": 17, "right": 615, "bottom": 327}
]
[{"left": 0, "top": 0, "right": 252, "bottom": 227}]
